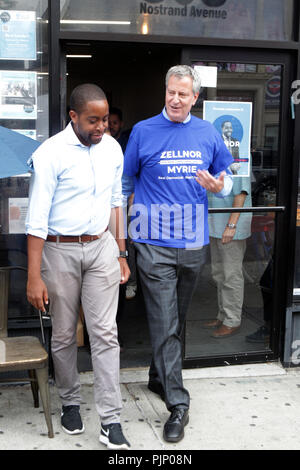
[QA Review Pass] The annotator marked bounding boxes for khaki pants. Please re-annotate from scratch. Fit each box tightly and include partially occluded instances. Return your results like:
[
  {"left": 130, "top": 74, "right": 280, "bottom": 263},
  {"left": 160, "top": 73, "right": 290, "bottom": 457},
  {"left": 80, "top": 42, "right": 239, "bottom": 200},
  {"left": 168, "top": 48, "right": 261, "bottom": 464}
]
[
  {"left": 41, "top": 231, "right": 122, "bottom": 425},
  {"left": 210, "top": 237, "right": 246, "bottom": 328}
]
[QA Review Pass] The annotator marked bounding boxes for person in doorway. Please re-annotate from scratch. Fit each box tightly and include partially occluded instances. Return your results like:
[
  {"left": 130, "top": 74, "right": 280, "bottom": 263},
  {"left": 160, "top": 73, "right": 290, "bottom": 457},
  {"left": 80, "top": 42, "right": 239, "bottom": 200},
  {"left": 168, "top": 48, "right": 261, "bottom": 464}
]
[
  {"left": 109, "top": 107, "right": 131, "bottom": 154},
  {"left": 123, "top": 65, "right": 233, "bottom": 443},
  {"left": 205, "top": 175, "right": 252, "bottom": 338},
  {"left": 109, "top": 107, "right": 137, "bottom": 301},
  {"left": 246, "top": 257, "right": 272, "bottom": 343},
  {"left": 109, "top": 106, "right": 123, "bottom": 140},
  {"left": 25, "top": 83, "right": 131, "bottom": 450}
]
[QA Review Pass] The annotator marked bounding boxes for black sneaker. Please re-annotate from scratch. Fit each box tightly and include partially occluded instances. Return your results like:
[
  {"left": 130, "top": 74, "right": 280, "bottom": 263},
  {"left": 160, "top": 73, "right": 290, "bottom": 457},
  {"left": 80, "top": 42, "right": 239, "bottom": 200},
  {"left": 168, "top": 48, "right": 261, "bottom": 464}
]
[
  {"left": 99, "top": 423, "right": 130, "bottom": 450},
  {"left": 246, "top": 325, "right": 270, "bottom": 343},
  {"left": 61, "top": 405, "right": 85, "bottom": 435}
]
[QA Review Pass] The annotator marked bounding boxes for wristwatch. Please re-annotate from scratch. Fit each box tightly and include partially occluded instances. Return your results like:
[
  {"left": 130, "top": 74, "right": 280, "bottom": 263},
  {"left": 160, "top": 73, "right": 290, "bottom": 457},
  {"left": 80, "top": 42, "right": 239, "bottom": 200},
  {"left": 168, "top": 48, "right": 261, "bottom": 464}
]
[
  {"left": 119, "top": 250, "right": 128, "bottom": 258},
  {"left": 226, "top": 223, "right": 236, "bottom": 229}
]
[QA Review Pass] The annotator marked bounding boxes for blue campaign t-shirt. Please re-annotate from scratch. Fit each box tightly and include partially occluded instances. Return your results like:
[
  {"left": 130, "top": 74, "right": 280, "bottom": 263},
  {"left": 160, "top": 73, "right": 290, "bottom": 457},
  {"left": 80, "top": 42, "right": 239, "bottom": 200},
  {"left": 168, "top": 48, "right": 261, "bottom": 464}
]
[{"left": 123, "top": 111, "right": 233, "bottom": 248}]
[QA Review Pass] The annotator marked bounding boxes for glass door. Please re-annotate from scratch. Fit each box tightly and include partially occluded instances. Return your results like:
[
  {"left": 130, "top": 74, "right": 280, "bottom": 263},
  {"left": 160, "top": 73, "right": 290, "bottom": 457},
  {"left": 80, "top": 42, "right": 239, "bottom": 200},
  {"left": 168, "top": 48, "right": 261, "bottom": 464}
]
[{"left": 181, "top": 47, "right": 294, "bottom": 367}]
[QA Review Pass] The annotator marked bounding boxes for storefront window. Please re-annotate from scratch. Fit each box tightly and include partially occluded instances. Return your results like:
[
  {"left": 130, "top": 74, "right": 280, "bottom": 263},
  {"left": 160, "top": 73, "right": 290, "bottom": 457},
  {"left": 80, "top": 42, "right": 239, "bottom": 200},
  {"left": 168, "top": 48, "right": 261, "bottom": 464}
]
[
  {"left": 294, "top": 176, "right": 300, "bottom": 295},
  {"left": 60, "top": 0, "right": 294, "bottom": 42},
  {"left": 0, "top": 0, "right": 49, "bottom": 319},
  {"left": 185, "top": 62, "right": 280, "bottom": 358}
]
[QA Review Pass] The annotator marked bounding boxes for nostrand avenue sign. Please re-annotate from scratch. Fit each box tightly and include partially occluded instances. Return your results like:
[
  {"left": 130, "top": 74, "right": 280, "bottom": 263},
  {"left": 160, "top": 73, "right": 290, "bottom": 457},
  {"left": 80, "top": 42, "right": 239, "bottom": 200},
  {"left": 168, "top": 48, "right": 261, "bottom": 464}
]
[
  {"left": 141, "top": 0, "right": 228, "bottom": 19},
  {"left": 145, "top": 0, "right": 226, "bottom": 5}
]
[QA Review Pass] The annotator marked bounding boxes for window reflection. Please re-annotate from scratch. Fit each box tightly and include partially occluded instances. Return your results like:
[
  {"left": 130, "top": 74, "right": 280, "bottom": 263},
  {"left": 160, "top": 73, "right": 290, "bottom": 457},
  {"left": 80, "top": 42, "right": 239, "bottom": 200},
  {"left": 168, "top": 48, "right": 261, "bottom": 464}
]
[
  {"left": 294, "top": 177, "right": 300, "bottom": 292},
  {"left": 206, "top": 181, "right": 252, "bottom": 339},
  {"left": 0, "top": 0, "right": 49, "bottom": 322},
  {"left": 192, "top": 61, "right": 280, "bottom": 209},
  {"left": 185, "top": 214, "right": 274, "bottom": 357},
  {"left": 185, "top": 61, "right": 279, "bottom": 357},
  {"left": 0, "top": 177, "right": 32, "bottom": 319}
]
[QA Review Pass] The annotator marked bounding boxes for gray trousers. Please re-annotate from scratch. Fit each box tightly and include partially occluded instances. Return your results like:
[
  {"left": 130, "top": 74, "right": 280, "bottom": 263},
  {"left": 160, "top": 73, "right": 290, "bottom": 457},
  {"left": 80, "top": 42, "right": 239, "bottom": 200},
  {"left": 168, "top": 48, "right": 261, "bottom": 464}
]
[
  {"left": 210, "top": 237, "right": 246, "bottom": 328},
  {"left": 134, "top": 242, "right": 208, "bottom": 411},
  {"left": 41, "top": 231, "right": 122, "bottom": 425}
]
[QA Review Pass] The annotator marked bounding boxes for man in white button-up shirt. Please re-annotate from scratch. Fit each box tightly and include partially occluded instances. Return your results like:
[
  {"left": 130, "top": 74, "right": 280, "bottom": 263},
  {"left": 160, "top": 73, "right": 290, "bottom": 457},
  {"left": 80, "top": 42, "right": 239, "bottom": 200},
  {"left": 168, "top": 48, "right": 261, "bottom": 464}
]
[{"left": 26, "top": 84, "right": 130, "bottom": 449}]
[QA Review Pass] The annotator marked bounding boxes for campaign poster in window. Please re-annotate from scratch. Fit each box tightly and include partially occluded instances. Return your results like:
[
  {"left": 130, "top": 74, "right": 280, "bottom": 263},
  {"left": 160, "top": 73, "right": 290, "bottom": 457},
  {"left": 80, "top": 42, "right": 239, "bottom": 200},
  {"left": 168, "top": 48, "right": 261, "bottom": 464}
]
[
  {"left": 0, "top": 70, "right": 37, "bottom": 119},
  {"left": 8, "top": 197, "right": 28, "bottom": 233},
  {"left": 203, "top": 100, "right": 252, "bottom": 177},
  {"left": 0, "top": 10, "right": 36, "bottom": 60}
]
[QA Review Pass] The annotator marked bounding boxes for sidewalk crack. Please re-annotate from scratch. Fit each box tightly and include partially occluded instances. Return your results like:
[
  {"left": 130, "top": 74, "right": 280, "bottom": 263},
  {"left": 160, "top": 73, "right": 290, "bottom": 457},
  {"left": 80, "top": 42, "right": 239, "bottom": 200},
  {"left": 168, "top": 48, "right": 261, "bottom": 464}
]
[{"left": 124, "top": 383, "right": 166, "bottom": 449}]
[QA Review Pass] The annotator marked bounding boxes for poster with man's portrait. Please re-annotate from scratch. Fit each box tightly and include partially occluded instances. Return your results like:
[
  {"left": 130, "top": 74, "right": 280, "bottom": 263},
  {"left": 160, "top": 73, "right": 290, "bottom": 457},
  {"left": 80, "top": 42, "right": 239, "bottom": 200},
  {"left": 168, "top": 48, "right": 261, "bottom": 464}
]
[{"left": 203, "top": 100, "right": 252, "bottom": 177}]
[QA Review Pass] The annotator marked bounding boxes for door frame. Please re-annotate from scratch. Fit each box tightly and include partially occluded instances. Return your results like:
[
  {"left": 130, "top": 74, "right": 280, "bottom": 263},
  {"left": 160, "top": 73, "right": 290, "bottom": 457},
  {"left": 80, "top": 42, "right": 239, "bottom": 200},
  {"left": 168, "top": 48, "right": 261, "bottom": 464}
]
[{"left": 181, "top": 46, "right": 297, "bottom": 368}]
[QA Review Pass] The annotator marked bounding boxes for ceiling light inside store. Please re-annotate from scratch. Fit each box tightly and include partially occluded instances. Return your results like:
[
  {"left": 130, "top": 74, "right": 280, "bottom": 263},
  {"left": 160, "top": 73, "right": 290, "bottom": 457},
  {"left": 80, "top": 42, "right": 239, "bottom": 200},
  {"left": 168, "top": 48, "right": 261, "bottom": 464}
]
[
  {"left": 142, "top": 22, "right": 149, "bottom": 35},
  {"left": 61, "top": 20, "right": 131, "bottom": 25}
]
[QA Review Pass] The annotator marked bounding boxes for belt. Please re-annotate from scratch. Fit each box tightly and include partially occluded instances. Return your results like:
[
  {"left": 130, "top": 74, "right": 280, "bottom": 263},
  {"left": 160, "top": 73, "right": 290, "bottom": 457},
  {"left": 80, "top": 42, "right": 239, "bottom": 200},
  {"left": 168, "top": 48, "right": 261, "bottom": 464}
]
[{"left": 46, "top": 228, "right": 108, "bottom": 243}]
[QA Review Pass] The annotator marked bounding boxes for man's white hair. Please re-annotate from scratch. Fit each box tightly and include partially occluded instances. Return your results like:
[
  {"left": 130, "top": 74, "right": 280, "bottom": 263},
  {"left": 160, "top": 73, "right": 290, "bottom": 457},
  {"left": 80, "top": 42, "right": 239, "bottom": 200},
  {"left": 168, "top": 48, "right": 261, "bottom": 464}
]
[{"left": 165, "top": 65, "right": 201, "bottom": 95}]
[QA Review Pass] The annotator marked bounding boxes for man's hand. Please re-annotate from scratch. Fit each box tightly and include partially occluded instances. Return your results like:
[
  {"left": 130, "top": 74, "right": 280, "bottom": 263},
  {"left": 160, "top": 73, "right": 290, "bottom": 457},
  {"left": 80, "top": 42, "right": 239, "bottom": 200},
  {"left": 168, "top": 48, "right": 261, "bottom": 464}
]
[
  {"left": 196, "top": 170, "right": 225, "bottom": 193},
  {"left": 27, "top": 234, "right": 48, "bottom": 312},
  {"left": 27, "top": 276, "right": 49, "bottom": 312},
  {"left": 118, "top": 257, "right": 131, "bottom": 284},
  {"left": 221, "top": 226, "right": 236, "bottom": 244}
]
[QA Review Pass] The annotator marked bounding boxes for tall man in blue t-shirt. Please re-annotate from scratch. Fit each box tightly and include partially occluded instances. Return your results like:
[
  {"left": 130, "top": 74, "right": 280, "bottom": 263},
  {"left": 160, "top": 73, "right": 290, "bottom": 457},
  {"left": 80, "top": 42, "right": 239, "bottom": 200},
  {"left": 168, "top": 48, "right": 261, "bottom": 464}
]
[{"left": 124, "top": 65, "right": 233, "bottom": 443}]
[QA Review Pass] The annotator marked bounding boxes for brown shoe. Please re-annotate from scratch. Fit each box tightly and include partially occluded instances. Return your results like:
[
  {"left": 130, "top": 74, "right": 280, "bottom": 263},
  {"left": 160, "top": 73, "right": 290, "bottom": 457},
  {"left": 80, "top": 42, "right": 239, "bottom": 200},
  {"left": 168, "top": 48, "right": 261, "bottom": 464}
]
[
  {"left": 211, "top": 324, "right": 240, "bottom": 338},
  {"left": 202, "top": 319, "right": 222, "bottom": 329}
]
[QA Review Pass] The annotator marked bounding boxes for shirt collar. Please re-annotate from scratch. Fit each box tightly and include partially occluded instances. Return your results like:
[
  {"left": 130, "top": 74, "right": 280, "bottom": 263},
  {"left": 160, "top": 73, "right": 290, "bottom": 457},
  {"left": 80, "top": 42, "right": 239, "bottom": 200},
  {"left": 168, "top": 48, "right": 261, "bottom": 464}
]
[
  {"left": 64, "top": 121, "right": 87, "bottom": 147},
  {"left": 162, "top": 107, "right": 191, "bottom": 124}
]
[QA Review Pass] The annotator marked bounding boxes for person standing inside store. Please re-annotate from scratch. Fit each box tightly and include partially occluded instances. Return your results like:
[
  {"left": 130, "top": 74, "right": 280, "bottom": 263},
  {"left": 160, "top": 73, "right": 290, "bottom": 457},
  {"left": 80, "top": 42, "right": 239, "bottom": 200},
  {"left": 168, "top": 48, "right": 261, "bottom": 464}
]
[
  {"left": 123, "top": 65, "right": 233, "bottom": 443},
  {"left": 205, "top": 176, "right": 252, "bottom": 337},
  {"left": 109, "top": 107, "right": 137, "bottom": 301},
  {"left": 25, "top": 83, "right": 131, "bottom": 450},
  {"left": 109, "top": 107, "right": 131, "bottom": 155}
]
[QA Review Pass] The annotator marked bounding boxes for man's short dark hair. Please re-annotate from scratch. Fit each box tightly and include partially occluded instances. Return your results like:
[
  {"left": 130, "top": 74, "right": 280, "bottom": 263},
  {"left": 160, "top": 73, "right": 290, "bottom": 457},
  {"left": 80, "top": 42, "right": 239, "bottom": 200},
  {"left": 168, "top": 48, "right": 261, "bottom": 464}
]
[
  {"left": 69, "top": 83, "right": 107, "bottom": 114},
  {"left": 109, "top": 107, "right": 123, "bottom": 121},
  {"left": 221, "top": 120, "right": 232, "bottom": 128}
]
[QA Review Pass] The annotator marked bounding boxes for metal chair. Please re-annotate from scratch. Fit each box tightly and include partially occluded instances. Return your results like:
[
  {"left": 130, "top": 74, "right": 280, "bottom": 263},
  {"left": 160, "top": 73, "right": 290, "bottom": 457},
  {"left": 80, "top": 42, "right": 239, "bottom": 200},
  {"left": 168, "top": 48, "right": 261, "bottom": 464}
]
[{"left": 0, "top": 266, "right": 54, "bottom": 438}]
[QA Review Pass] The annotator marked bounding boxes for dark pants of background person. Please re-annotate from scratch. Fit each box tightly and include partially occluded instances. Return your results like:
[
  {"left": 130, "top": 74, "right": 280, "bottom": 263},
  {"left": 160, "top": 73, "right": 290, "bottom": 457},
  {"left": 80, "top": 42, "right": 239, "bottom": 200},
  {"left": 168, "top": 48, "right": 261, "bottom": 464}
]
[
  {"left": 260, "top": 257, "right": 273, "bottom": 323},
  {"left": 134, "top": 242, "right": 208, "bottom": 411}
]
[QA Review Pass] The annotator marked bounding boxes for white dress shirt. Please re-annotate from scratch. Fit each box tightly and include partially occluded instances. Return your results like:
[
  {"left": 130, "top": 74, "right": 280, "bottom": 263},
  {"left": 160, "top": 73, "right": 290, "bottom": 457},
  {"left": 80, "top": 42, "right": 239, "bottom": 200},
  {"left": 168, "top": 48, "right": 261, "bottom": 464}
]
[{"left": 26, "top": 122, "right": 123, "bottom": 240}]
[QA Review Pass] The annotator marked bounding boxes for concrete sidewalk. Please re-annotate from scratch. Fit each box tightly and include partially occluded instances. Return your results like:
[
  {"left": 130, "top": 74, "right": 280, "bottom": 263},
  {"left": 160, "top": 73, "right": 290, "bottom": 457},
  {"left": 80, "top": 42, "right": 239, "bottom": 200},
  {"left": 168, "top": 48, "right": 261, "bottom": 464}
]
[{"left": 0, "top": 362, "right": 300, "bottom": 451}]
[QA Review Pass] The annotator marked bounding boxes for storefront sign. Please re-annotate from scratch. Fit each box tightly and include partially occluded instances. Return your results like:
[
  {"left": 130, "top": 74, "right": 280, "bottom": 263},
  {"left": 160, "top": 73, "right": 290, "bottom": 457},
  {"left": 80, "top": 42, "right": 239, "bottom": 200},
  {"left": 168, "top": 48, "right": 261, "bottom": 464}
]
[
  {"left": 141, "top": 0, "right": 227, "bottom": 19},
  {"left": 0, "top": 10, "right": 36, "bottom": 60},
  {"left": 0, "top": 71, "right": 37, "bottom": 119},
  {"left": 61, "top": 0, "right": 292, "bottom": 41},
  {"left": 203, "top": 100, "right": 252, "bottom": 177}
]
